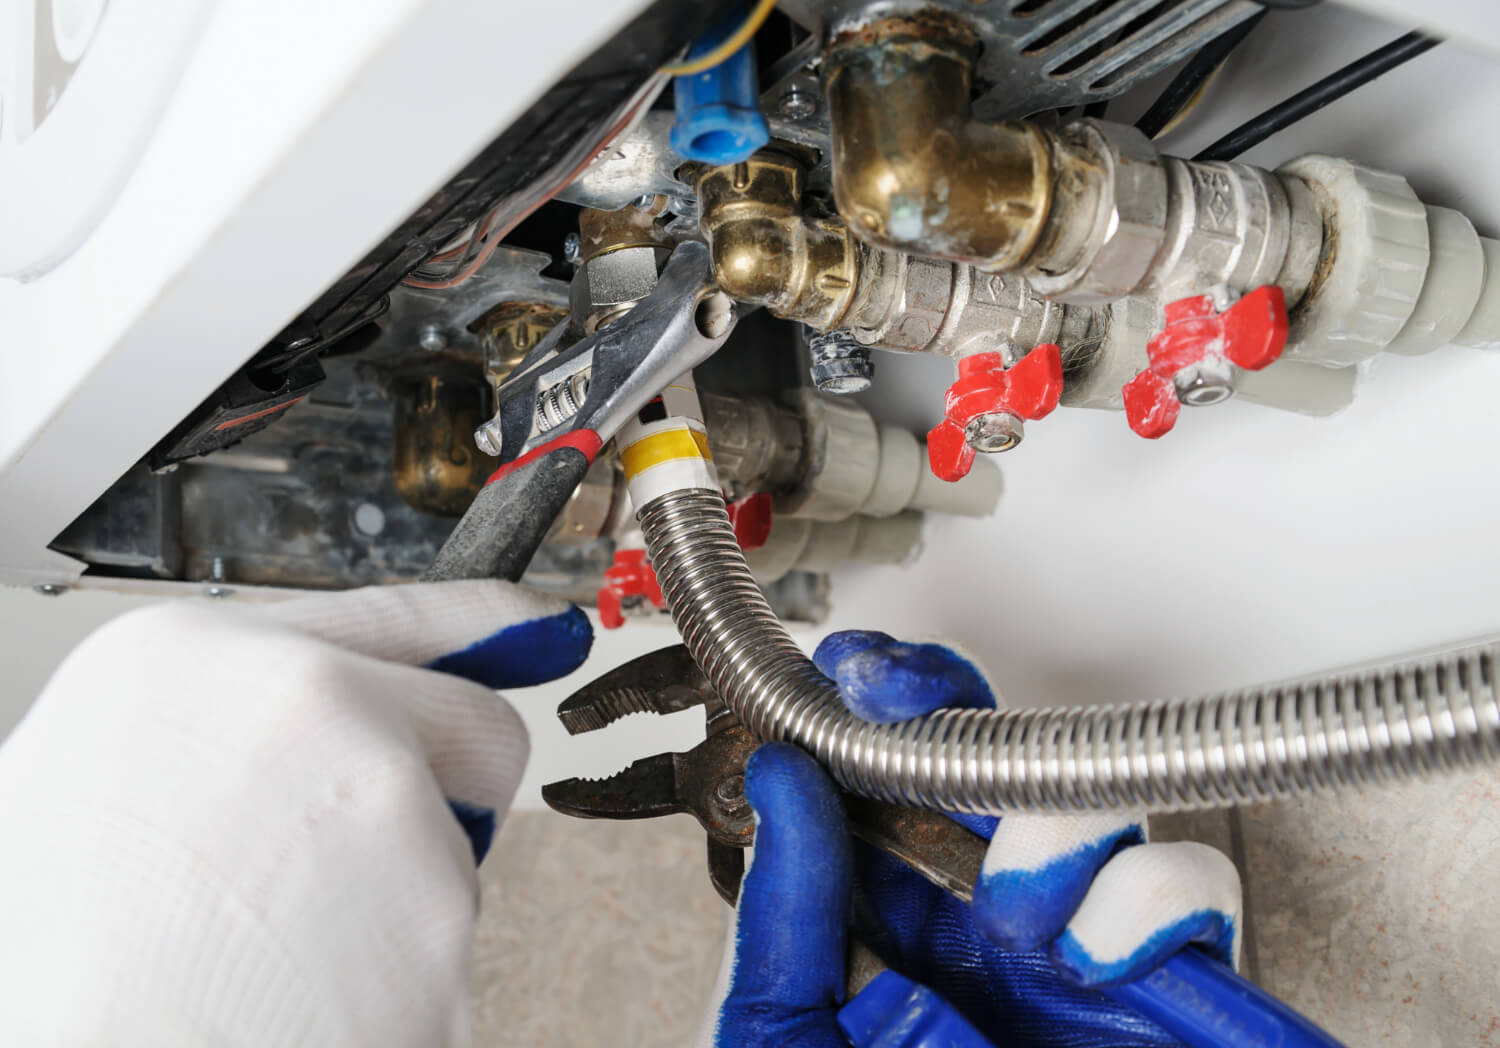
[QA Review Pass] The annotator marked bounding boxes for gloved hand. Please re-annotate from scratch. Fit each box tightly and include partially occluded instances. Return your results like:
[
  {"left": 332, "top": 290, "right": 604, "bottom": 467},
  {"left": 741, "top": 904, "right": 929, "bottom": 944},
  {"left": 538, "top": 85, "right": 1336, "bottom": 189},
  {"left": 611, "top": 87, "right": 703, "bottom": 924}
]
[
  {"left": 0, "top": 581, "right": 591, "bottom": 1048},
  {"left": 714, "top": 631, "right": 1242, "bottom": 1048}
]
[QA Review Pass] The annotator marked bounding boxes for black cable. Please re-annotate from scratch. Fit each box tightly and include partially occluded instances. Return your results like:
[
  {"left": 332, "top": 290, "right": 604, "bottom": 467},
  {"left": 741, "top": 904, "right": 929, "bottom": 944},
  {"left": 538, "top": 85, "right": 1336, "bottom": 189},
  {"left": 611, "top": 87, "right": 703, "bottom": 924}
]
[
  {"left": 1135, "top": 10, "right": 1266, "bottom": 140},
  {"left": 1194, "top": 30, "right": 1440, "bottom": 162}
]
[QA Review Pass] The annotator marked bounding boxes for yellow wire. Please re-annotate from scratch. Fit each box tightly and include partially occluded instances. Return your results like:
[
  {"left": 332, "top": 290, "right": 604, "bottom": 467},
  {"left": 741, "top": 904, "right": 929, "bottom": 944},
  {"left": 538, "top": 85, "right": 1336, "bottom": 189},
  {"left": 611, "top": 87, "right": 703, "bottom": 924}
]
[{"left": 660, "top": 0, "right": 779, "bottom": 76}]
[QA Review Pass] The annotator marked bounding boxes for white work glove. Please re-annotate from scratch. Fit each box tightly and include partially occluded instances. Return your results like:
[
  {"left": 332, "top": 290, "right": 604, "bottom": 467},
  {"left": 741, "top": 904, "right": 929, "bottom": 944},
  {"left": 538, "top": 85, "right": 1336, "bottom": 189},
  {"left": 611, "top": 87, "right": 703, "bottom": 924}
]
[{"left": 0, "top": 581, "right": 592, "bottom": 1047}]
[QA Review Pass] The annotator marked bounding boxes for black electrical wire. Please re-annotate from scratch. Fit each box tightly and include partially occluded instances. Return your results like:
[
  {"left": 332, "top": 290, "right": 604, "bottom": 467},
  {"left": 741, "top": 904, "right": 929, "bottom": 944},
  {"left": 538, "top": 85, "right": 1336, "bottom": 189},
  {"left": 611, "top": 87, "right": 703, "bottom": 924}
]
[
  {"left": 1194, "top": 30, "right": 1440, "bottom": 162},
  {"left": 1135, "top": 9, "right": 1267, "bottom": 140}
]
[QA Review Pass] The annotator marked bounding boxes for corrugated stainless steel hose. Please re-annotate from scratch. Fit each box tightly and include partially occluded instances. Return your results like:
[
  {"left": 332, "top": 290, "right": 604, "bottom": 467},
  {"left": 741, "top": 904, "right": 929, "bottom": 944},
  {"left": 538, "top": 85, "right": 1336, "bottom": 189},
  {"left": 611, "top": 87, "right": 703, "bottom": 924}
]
[{"left": 640, "top": 488, "right": 1500, "bottom": 813}]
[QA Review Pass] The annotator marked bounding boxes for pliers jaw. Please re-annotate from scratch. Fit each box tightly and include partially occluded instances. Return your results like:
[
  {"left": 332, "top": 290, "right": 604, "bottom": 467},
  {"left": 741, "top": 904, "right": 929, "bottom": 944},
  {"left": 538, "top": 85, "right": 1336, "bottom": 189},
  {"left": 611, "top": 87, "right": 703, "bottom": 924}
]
[{"left": 540, "top": 645, "right": 760, "bottom": 901}]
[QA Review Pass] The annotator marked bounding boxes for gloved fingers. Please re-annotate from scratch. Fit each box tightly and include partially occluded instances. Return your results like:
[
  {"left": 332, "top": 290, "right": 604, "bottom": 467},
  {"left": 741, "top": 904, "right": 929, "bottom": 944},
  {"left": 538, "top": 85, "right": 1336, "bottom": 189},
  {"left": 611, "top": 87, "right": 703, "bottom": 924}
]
[
  {"left": 1049, "top": 841, "right": 1242, "bottom": 987},
  {"left": 813, "top": 630, "right": 995, "bottom": 723},
  {"left": 815, "top": 631, "right": 999, "bottom": 836},
  {"left": 715, "top": 743, "right": 850, "bottom": 1047},
  {"left": 258, "top": 580, "right": 593, "bottom": 688},
  {"left": 338, "top": 654, "right": 531, "bottom": 858},
  {"left": 971, "top": 811, "right": 1148, "bottom": 953},
  {"left": 839, "top": 971, "right": 998, "bottom": 1048}
]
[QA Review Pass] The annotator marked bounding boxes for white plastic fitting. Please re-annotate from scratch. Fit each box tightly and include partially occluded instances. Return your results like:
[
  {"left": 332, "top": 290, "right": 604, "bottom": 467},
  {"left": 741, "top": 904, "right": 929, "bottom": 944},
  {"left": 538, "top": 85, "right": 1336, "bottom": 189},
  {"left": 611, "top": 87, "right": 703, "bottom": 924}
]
[
  {"left": 775, "top": 390, "right": 1002, "bottom": 522},
  {"left": 1279, "top": 155, "right": 1500, "bottom": 365},
  {"left": 744, "top": 511, "right": 925, "bottom": 584}
]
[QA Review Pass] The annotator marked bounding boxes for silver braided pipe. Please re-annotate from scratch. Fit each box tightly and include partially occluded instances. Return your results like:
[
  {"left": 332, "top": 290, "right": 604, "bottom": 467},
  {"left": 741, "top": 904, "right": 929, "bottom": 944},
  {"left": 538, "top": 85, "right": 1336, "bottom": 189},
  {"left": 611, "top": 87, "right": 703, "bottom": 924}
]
[{"left": 640, "top": 488, "right": 1500, "bottom": 813}]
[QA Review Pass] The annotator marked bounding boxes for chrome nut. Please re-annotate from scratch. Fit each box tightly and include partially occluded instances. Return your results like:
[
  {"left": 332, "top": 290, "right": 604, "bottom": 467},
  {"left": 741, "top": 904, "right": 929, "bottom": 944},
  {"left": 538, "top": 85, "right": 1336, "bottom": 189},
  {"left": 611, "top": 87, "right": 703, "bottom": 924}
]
[
  {"left": 964, "top": 411, "right": 1024, "bottom": 453},
  {"left": 569, "top": 246, "right": 670, "bottom": 332},
  {"left": 851, "top": 254, "right": 956, "bottom": 352},
  {"left": 1028, "top": 120, "right": 1168, "bottom": 305}
]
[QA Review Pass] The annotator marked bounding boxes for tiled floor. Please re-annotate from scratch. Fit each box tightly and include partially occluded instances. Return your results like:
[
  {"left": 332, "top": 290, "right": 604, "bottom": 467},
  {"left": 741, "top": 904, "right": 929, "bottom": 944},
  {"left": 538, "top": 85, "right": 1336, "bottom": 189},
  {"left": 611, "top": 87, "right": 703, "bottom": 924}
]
[
  {"left": 472, "top": 814, "right": 727, "bottom": 1047},
  {"left": 480, "top": 767, "right": 1500, "bottom": 1047}
]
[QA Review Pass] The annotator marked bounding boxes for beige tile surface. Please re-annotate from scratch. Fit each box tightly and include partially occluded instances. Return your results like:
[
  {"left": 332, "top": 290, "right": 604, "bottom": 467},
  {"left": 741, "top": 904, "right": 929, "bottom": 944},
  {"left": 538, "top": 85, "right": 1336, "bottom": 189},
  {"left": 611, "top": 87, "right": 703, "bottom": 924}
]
[
  {"left": 1156, "top": 770, "right": 1500, "bottom": 1047},
  {"left": 482, "top": 782, "right": 1500, "bottom": 1047},
  {"left": 471, "top": 812, "right": 728, "bottom": 1048}
]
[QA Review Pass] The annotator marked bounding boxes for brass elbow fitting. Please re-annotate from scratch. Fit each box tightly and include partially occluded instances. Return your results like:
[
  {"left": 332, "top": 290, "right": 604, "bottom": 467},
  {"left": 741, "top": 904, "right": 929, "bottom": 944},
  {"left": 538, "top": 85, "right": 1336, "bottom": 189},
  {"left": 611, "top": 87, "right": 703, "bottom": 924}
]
[
  {"left": 694, "top": 153, "right": 863, "bottom": 331},
  {"left": 823, "top": 16, "right": 1056, "bottom": 271}
]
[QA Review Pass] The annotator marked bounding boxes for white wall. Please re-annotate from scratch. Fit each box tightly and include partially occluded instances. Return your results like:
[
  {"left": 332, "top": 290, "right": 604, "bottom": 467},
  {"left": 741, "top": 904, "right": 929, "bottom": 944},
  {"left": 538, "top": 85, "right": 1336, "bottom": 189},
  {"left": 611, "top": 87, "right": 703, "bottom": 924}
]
[{"left": 0, "top": 587, "right": 153, "bottom": 736}]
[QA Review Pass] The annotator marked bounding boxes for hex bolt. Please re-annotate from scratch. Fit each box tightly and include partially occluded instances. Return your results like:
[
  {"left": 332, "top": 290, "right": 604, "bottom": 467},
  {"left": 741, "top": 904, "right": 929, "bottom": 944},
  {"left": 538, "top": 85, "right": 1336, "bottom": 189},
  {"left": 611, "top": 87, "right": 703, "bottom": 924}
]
[
  {"left": 474, "top": 417, "right": 505, "bottom": 457},
  {"left": 778, "top": 88, "right": 817, "bottom": 120},
  {"left": 563, "top": 232, "right": 582, "bottom": 264},
  {"left": 964, "top": 412, "right": 1024, "bottom": 453},
  {"left": 806, "top": 327, "right": 874, "bottom": 395},
  {"left": 418, "top": 325, "right": 448, "bottom": 353}
]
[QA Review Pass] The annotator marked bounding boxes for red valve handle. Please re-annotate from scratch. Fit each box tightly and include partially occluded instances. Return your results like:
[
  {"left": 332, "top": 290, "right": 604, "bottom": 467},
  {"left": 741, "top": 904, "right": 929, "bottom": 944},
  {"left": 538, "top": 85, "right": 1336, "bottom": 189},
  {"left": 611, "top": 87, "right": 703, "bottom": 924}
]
[
  {"left": 1122, "top": 286, "right": 1288, "bottom": 439},
  {"left": 598, "top": 497, "right": 770, "bottom": 629},
  {"left": 926, "top": 344, "right": 1064, "bottom": 482},
  {"left": 726, "top": 493, "right": 773, "bottom": 553},
  {"left": 597, "top": 549, "right": 665, "bottom": 630}
]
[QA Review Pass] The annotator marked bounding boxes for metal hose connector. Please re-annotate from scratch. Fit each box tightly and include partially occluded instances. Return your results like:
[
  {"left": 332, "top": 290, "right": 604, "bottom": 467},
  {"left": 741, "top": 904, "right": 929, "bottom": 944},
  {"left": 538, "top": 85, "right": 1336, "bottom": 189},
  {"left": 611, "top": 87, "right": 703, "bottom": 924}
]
[{"left": 641, "top": 488, "right": 1500, "bottom": 813}]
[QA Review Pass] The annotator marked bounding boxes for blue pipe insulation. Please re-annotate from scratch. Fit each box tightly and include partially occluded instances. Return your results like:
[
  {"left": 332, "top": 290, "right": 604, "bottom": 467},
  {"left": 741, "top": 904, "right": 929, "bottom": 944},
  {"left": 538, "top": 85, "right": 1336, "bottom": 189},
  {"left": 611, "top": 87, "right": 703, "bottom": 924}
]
[{"left": 670, "top": 5, "right": 770, "bottom": 165}]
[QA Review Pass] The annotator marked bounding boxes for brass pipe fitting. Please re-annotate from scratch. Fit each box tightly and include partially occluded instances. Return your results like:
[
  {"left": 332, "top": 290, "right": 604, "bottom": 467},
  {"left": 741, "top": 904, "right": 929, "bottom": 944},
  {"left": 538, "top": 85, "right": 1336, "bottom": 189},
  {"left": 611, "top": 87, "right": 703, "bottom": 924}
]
[
  {"left": 823, "top": 15, "right": 1058, "bottom": 271},
  {"left": 577, "top": 199, "right": 670, "bottom": 263},
  {"left": 695, "top": 150, "right": 1093, "bottom": 360},
  {"left": 694, "top": 153, "right": 864, "bottom": 331}
]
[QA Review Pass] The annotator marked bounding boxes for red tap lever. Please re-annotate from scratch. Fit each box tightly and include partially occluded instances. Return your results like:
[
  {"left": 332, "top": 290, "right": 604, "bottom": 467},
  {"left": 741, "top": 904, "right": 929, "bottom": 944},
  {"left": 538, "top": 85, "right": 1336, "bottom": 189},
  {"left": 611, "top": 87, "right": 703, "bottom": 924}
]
[
  {"left": 926, "top": 344, "right": 1064, "bottom": 482},
  {"left": 597, "top": 549, "right": 665, "bottom": 630},
  {"left": 1122, "top": 286, "right": 1288, "bottom": 439}
]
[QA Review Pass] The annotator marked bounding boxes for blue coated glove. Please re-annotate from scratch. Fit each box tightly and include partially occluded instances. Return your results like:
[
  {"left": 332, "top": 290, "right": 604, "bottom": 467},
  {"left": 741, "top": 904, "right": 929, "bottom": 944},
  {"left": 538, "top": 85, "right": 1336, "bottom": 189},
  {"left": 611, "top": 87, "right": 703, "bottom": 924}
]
[{"left": 714, "top": 632, "right": 1242, "bottom": 1048}]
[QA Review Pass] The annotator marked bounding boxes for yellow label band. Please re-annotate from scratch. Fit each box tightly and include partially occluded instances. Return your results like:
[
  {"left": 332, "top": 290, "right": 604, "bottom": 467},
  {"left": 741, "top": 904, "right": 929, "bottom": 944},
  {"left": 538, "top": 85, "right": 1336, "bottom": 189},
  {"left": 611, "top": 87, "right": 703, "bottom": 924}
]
[{"left": 621, "top": 427, "right": 712, "bottom": 479}]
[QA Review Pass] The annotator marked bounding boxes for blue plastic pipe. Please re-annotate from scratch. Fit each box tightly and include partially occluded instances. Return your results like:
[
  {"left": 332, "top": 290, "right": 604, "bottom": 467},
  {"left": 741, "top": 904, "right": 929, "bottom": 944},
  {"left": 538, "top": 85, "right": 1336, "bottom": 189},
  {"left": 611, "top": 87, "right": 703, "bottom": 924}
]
[{"left": 670, "top": 5, "right": 770, "bottom": 165}]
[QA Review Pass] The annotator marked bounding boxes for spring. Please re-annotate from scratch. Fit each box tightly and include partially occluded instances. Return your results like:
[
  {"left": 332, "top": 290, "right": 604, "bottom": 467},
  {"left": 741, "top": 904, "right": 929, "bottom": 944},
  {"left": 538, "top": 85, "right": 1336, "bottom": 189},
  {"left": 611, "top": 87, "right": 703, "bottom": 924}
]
[
  {"left": 534, "top": 371, "right": 590, "bottom": 433},
  {"left": 640, "top": 488, "right": 1500, "bottom": 813}
]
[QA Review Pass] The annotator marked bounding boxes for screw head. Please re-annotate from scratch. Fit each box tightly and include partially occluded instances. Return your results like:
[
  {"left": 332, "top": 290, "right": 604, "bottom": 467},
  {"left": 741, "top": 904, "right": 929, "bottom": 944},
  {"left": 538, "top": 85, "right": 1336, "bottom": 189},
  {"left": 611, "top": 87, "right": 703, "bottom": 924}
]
[
  {"left": 778, "top": 89, "right": 816, "bottom": 120},
  {"left": 964, "top": 412, "right": 1024, "bottom": 454},
  {"left": 563, "top": 232, "right": 582, "bottom": 264},
  {"left": 353, "top": 502, "right": 386, "bottom": 537},
  {"left": 32, "top": 583, "right": 66, "bottom": 597},
  {"left": 474, "top": 418, "right": 505, "bottom": 457},
  {"left": 1173, "top": 358, "right": 1235, "bottom": 406},
  {"left": 418, "top": 325, "right": 448, "bottom": 353}
]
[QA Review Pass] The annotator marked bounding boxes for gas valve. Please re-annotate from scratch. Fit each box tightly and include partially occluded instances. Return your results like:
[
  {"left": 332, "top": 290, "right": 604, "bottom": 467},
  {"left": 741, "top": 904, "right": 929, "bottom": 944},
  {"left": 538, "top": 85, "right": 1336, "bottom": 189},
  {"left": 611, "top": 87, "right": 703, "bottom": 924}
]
[
  {"left": 926, "top": 344, "right": 1064, "bottom": 482},
  {"left": 1121, "top": 287, "right": 1289, "bottom": 439}
]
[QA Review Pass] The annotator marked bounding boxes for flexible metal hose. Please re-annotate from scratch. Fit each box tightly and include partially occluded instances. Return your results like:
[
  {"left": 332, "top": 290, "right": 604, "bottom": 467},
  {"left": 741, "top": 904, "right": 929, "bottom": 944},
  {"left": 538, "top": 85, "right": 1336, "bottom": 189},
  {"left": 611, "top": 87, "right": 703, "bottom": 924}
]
[{"left": 641, "top": 488, "right": 1500, "bottom": 813}]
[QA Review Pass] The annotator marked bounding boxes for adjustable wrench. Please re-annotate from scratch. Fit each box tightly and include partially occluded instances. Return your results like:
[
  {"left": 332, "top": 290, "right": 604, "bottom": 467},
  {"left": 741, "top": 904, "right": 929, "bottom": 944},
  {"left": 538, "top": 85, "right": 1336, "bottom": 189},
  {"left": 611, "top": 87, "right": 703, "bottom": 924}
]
[{"left": 425, "top": 240, "right": 736, "bottom": 582}]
